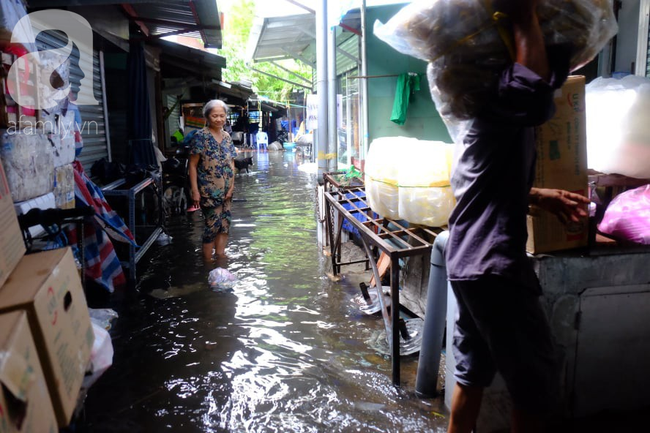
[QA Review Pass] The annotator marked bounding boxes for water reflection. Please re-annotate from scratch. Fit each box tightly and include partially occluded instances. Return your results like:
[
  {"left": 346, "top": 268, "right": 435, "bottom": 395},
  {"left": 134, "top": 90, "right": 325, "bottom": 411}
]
[{"left": 78, "top": 151, "right": 447, "bottom": 433}]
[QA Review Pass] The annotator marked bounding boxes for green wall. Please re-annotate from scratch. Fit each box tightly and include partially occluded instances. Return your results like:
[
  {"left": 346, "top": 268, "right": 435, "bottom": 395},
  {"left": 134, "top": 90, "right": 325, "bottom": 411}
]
[{"left": 366, "top": 4, "right": 451, "bottom": 144}]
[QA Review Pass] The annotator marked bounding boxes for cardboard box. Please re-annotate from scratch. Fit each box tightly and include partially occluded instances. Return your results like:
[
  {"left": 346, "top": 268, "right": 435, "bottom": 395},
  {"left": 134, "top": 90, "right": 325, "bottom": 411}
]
[
  {"left": 527, "top": 76, "right": 589, "bottom": 254},
  {"left": 0, "top": 162, "right": 25, "bottom": 289},
  {"left": 0, "top": 248, "right": 94, "bottom": 427},
  {"left": 0, "top": 311, "right": 58, "bottom": 433}
]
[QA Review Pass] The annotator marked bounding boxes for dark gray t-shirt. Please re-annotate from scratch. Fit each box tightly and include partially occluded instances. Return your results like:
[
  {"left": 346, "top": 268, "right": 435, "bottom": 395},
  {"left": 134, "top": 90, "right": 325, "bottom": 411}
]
[{"left": 446, "top": 59, "right": 569, "bottom": 291}]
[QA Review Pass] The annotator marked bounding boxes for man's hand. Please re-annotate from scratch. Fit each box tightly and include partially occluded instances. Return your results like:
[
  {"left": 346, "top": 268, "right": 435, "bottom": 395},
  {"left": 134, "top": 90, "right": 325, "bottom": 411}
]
[{"left": 529, "top": 188, "right": 589, "bottom": 225}]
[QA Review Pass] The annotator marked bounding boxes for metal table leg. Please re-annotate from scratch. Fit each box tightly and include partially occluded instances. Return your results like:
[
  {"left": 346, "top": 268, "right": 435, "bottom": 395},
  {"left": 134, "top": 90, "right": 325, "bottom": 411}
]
[
  {"left": 390, "top": 256, "right": 400, "bottom": 385},
  {"left": 128, "top": 188, "right": 136, "bottom": 281},
  {"left": 360, "top": 237, "right": 401, "bottom": 386}
]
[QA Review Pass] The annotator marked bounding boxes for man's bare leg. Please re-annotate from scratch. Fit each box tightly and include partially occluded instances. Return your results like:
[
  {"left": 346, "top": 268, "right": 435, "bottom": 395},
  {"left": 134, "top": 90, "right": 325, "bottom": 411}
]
[{"left": 447, "top": 383, "right": 483, "bottom": 433}]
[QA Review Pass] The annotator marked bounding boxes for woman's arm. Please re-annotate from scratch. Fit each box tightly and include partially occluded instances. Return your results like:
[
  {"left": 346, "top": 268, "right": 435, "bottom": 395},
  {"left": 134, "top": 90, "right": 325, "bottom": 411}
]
[{"left": 189, "top": 154, "right": 201, "bottom": 207}]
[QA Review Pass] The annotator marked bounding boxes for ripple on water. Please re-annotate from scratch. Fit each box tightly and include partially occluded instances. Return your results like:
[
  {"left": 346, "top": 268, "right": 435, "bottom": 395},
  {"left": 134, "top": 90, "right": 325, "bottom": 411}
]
[{"left": 80, "top": 152, "right": 448, "bottom": 433}]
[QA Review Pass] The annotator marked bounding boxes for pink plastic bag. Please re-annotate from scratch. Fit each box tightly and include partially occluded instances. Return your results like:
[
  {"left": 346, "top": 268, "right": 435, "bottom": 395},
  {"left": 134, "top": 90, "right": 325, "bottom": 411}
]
[{"left": 598, "top": 184, "right": 650, "bottom": 244}]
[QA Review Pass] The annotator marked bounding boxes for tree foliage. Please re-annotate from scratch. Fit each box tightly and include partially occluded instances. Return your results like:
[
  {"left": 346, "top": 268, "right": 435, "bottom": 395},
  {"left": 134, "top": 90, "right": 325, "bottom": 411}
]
[{"left": 221, "top": 0, "right": 312, "bottom": 102}]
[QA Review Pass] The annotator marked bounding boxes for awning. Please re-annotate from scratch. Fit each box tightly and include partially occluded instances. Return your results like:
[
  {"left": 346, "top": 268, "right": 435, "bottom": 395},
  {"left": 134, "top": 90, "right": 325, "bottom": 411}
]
[
  {"left": 27, "top": 0, "right": 222, "bottom": 49},
  {"left": 247, "top": 13, "right": 317, "bottom": 66},
  {"left": 246, "top": 0, "right": 411, "bottom": 68},
  {"left": 156, "top": 38, "right": 226, "bottom": 81},
  {"left": 207, "top": 80, "right": 254, "bottom": 108}
]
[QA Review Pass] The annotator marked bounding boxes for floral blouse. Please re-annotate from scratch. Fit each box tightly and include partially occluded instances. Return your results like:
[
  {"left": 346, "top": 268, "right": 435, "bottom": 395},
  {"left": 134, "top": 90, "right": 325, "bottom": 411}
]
[{"left": 190, "top": 128, "right": 237, "bottom": 208}]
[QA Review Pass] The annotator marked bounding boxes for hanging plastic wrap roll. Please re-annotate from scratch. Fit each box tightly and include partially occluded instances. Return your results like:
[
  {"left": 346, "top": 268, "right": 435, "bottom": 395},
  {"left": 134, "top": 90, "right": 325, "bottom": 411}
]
[
  {"left": 365, "top": 137, "right": 407, "bottom": 220},
  {"left": 398, "top": 140, "right": 454, "bottom": 227},
  {"left": 0, "top": 131, "right": 54, "bottom": 202},
  {"left": 365, "top": 137, "right": 454, "bottom": 226},
  {"left": 585, "top": 75, "right": 650, "bottom": 178},
  {"left": 374, "top": 0, "right": 618, "bottom": 143}
]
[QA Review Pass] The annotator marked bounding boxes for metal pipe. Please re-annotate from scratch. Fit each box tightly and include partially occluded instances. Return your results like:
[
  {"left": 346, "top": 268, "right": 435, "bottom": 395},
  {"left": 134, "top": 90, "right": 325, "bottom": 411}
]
[
  {"left": 316, "top": 0, "right": 329, "bottom": 176},
  {"left": 359, "top": 0, "right": 369, "bottom": 162},
  {"left": 415, "top": 231, "right": 450, "bottom": 398},
  {"left": 327, "top": 24, "right": 338, "bottom": 172},
  {"left": 391, "top": 254, "right": 401, "bottom": 385}
]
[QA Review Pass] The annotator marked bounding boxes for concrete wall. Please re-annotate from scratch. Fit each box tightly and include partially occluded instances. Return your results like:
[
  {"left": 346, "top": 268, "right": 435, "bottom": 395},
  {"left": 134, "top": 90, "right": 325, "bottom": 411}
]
[
  {"left": 615, "top": 0, "right": 641, "bottom": 75},
  {"left": 365, "top": 5, "right": 451, "bottom": 144}
]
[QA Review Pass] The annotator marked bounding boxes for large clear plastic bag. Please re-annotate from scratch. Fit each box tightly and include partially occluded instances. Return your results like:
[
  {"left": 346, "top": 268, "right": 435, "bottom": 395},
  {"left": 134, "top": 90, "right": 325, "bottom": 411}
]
[
  {"left": 586, "top": 75, "right": 650, "bottom": 177},
  {"left": 374, "top": 0, "right": 618, "bottom": 143}
]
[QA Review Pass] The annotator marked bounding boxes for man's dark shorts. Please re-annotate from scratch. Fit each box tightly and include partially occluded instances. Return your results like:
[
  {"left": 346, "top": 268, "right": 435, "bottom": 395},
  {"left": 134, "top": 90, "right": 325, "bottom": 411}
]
[{"left": 450, "top": 276, "right": 559, "bottom": 414}]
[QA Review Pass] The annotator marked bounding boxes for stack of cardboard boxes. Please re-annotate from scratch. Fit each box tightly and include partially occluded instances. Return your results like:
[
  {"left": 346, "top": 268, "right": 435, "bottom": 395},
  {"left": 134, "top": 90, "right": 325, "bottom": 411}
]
[{"left": 0, "top": 162, "right": 94, "bottom": 432}]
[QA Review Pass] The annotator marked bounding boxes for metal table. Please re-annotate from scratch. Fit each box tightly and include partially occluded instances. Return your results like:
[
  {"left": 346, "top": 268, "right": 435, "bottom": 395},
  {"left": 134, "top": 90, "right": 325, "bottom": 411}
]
[
  {"left": 323, "top": 175, "right": 442, "bottom": 385},
  {"left": 102, "top": 176, "right": 164, "bottom": 281}
]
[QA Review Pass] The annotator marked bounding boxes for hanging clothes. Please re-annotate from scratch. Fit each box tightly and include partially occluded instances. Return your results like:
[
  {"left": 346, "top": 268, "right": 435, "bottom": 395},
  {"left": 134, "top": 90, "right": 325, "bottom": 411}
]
[{"left": 390, "top": 73, "right": 421, "bottom": 126}]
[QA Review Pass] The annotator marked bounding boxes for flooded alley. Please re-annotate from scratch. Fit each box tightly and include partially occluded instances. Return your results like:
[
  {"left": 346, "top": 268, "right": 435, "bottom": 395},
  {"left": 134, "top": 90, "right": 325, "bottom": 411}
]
[{"left": 77, "top": 150, "right": 448, "bottom": 433}]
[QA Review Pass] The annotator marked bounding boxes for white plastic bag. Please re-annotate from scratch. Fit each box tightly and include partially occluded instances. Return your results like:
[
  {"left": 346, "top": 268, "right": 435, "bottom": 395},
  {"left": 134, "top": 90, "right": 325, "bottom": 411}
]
[
  {"left": 208, "top": 267, "right": 237, "bottom": 291},
  {"left": 83, "top": 322, "right": 114, "bottom": 389},
  {"left": 88, "top": 308, "right": 119, "bottom": 330}
]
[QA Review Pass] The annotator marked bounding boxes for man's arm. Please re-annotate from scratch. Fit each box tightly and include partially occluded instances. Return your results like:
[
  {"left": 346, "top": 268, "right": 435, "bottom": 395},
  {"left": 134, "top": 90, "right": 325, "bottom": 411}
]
[
  {"left": 511, "top": 1, "right": 549, "bottom": 82},
  {"left": 529, "top": 188, "right": 589, "bottom": 225}
]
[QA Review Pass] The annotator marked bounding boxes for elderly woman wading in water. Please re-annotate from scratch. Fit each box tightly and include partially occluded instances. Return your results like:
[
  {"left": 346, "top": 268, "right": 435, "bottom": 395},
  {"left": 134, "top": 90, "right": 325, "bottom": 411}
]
[{"left": 188, "top": 99, "right": 238, "bottom": 261}]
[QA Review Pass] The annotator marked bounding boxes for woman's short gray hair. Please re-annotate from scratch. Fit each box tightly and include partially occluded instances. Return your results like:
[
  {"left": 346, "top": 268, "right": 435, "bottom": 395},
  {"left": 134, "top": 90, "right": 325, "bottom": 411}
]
[{"left": 203, "top": 99, "right": 229, "bottom": 120}]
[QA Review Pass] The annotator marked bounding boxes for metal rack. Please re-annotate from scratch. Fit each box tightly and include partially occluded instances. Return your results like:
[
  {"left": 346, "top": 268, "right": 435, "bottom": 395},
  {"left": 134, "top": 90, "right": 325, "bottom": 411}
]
[
  {"left": 323, "top": 173, "right": 442, "bottom": 385},
  {"left": 102, "top": 176, "right": 164, "bottom": 281}
]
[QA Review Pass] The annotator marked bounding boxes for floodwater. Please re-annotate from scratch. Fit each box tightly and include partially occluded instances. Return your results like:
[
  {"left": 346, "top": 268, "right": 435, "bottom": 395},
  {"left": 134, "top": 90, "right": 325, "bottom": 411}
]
[{"left": 78, "top": 150, "right": 447, "bottom": 433}]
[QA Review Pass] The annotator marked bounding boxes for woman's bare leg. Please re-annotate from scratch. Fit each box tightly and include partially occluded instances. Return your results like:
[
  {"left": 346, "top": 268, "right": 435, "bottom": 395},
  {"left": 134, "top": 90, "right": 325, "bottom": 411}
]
[
  {"left": 202, "top": 242, "right": 214, "bottom": 261},
  {"left": 215, "top": 233, "right": 229, "bottom": 257}
]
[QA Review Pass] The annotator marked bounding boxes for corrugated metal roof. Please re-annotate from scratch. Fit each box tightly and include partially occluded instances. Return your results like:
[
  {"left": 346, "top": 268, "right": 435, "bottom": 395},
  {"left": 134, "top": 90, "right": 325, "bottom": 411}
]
[
  {"left": 27, "top": 0, "right": 222, "bottom": 49},
  {"left": 247, "top": 14, "right": 317, "bottom": 65},
  {"left": 247, "top": 15, "right": 359, "bottom": 75},
  {"left": 156, "top": 38, "right": 226, "bottom": 81}
]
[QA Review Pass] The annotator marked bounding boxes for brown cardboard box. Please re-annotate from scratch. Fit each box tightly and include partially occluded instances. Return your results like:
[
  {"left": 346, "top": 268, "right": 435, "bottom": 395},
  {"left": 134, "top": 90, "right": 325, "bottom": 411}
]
[
  {"left": 0, "top": 162, "right": 25, "bottom": 289},
  {"left": 0, "top": 311, "right": 58, "bottom": 433},
  {"left": 0, "top": 248, "right": 94, "bottom": 427},
  {"left": 527, "top": 76, "right": 589, "bottom": 254}
]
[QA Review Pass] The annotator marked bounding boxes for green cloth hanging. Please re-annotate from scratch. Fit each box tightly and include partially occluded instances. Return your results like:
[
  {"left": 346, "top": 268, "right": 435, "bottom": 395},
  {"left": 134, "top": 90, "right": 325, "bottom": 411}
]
[{"left": 390, "top": 73, "right": 421, "bottom": 126}]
